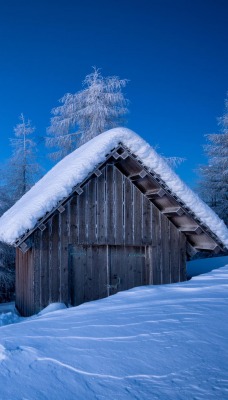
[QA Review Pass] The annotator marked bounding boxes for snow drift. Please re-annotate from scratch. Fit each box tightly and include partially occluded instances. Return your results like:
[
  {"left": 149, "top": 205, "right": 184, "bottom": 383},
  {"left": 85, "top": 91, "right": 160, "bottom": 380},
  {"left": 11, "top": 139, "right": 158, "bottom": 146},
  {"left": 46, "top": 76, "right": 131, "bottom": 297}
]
[{"left": 0, "top": 264, "right": 227, "bottom": 399}]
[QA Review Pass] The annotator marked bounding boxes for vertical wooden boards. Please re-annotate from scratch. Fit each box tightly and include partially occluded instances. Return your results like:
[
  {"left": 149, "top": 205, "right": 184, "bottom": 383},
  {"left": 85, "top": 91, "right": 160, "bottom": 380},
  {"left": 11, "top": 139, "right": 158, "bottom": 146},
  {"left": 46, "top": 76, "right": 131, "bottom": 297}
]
[
  {"left": 179, "top": 232, "right": 187, "bottom": 282},
  {"left": 124, "top": 246, "right": 134, "bottom": 292},
  {"left": 33, "top": 230, "right": 41, "bottom": 314},
  {"left": 169, "top": 222, "right": 180, "bottom": 283},
  {"left": 87, "top": 177, "right": 97, "bottom": 244},
  {"left": 142, "top": 195, "right": 152, "bottom": 245},
  {"left": 145, "top": 246, "right": 152, "bottom": 285},
  {"left": 109, "top": 245, "right": 146, "bottom": 296},
  {"left": 70, "top": 196, "right": 79, "bottom": 245},
  {"left": 49, "top": 214, "right": 60, "bottom": 303},
  {"left": 15, "top": 249, "right": 20, "bottom": 312},
  {"left": 69, "top": 244, "right": 108, "bottom": 306},
  {"left": 97, "top": 167, "right": 106, "bottom": 243},
  {"left": 40, "top": 225, "right": 49, "bottom": 310},
  {"left": 83, "top": 245, "right": 93, "bottom": 302},
  {"left": 70, "top": 244, "right": 86, "bottom": 306},
  {"left": 69, "top": 244, "right": 148, "bottom": 304},
  {"left": 127, "top": 246, "right": 145, "bottom": 289},
  {"left": 78, "top": 185, "right": 87, "bottom": 244},
  {"left": 106, "top": 165, "right": 115, "bottom": 243},
  {"left": 152, "top": 206, "right": 162, "bottom": 284},
  {"left": 133, "top": 185, "right": 142, "bottom": 244},
  {"left": 59, "top": 207, "right": 69, "bottom": 304},
  {"left": 93, "top": 246, "right": 109, "bottom": 299},
  {"left": 15, "top": 248, "right": 34, "bottom": 317},
  {"left": 109, "top": 245, "right": 125, "bottom": 295},
  {"left": 160, "top": 214, "right": 170, "bottom": 284},
  {"left": 15, "top": 249, "right": 23, "bottom": 315},
  {"left": 113, "top": 166, "right": 123, "bottom": 244},
  {"left": 124, "top": 177, "right": 134, "bottom": 245},
  {"left": 150, "top": 206, "right": 188, "bottom": 285},
  {"left": 134, "top": 246, "right": 146, "bottom": 288},
  {"left": 91, "top": 244, "right": 102, "bottom": 300},
  {"left": 48, "top": 218, "right": 53, "bottom": 304}
]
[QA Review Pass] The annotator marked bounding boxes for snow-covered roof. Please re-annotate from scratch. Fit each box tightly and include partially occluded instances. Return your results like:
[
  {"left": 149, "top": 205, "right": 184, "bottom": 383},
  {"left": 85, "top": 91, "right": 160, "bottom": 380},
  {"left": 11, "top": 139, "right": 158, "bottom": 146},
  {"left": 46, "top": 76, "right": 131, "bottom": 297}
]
[{"left": 0, "top": 127, "right": 228, "bottom": 248}]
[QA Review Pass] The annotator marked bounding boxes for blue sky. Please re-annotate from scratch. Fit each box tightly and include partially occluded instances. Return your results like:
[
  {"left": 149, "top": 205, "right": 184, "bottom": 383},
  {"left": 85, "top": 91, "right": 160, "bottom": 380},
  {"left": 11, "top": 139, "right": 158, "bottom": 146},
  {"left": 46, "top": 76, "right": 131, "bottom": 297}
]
[{"left": 0, "top": 0, "right": 227, "bottom": 187}]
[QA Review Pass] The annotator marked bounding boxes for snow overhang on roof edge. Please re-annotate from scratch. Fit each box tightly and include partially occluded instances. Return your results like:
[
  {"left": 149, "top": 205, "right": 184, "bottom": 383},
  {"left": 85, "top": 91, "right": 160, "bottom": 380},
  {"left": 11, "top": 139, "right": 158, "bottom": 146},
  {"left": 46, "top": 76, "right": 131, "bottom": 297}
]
[{"left": 0, "top": 127, "right": 227, "bottom": 249}]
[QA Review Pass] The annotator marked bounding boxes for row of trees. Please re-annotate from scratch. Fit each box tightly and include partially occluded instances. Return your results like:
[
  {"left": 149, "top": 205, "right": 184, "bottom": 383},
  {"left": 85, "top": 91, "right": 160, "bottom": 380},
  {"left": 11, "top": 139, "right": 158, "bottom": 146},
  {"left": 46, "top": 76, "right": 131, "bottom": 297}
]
[
  {"left": 0, "top": 115, "right": 41, "bottom": 301},
  {"left": 0, "top": 68, "right": 129, "bottom": 300}
]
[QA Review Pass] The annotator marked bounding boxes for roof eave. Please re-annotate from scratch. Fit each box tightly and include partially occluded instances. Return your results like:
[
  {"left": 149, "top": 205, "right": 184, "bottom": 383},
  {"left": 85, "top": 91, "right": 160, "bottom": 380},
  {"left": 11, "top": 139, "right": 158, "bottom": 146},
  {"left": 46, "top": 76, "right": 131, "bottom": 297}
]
[{"left": 15, "top": 144, "right": 227, "bottom": 255}]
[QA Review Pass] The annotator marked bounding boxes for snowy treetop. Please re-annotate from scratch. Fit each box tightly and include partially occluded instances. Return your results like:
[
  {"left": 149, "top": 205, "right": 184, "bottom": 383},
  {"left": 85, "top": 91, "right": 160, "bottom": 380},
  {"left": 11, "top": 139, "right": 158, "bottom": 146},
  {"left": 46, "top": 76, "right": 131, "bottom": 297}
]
[{"left": 0, "top": 127, "right": 228, "bottom": 247}]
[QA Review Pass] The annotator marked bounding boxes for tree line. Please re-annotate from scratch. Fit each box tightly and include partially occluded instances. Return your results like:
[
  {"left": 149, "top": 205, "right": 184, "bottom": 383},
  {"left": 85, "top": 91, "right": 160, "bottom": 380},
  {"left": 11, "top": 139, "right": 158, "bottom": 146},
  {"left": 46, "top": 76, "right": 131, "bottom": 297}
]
[
  {"left": 0, "top": 67, "right": 128, "bottom": 300},
  {"left": 0, "top": 67, "right": 227, "bottom": 300}
]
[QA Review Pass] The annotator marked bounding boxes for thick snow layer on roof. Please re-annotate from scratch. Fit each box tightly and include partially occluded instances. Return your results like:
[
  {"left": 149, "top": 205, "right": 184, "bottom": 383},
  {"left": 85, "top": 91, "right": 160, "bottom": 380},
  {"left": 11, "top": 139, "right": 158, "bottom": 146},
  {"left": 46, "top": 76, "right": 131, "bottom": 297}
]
[{"left": 0, "top": 127, "right": 228, "bottom": 247}]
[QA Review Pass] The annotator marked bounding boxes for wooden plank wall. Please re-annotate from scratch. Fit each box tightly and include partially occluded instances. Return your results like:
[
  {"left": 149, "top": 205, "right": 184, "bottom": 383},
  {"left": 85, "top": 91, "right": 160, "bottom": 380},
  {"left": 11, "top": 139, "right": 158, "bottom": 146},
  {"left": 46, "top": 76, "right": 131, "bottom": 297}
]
[
  {"left": 18, "top": 163, "right": 187, "bottom": 315},
  {"left": 69, "top": 244, "right": 147, "bottom": 307},
  {"left": 69, "top": 244, "right": 108, "bottom": 306},
  {"left": 16, "top": 248, "right": 34, "bottom": 316}
]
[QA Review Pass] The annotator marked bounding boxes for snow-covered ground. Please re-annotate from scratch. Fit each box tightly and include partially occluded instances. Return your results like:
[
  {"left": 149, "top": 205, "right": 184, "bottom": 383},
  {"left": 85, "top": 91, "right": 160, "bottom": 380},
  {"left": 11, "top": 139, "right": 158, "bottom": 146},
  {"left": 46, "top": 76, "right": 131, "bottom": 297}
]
[
  {"left": 0, "top": 265, "right": 228, "bottom": 399},
  {"left": 187, "top": 255, "right": 228, "bottom": 277},
  {"left": 0, "top": 305, "right": 20, "bottom": 327}
]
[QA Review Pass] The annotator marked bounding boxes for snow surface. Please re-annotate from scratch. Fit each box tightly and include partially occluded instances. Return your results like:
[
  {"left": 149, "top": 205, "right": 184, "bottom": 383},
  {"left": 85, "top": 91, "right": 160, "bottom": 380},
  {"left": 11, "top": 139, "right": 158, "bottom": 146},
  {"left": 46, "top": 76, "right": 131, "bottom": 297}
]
[
  {"left": 0, "top": 127, "right": 227, "bottom": 247},
  {"left": 0, "top": 265, "right": 228, "bottom": 399},
  {"left": 0, "top": 303, "right": 20, "bottom": 327},
  {"left": 187, "top": 255, "right": 228, "bottom": 277}
]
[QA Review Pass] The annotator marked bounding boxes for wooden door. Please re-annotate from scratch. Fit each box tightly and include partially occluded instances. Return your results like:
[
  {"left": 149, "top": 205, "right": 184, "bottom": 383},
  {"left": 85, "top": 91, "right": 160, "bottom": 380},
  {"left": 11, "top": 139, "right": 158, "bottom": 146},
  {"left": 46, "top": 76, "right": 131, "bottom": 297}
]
[
  {"left": 69, "top": 244, "right": 108, "bottom": 306},
  {"left": 108, "top": 245, "right": 146, "bottom": 296},
  {"left": 69, "top": 245, "right": 147, "bottom": 306}
]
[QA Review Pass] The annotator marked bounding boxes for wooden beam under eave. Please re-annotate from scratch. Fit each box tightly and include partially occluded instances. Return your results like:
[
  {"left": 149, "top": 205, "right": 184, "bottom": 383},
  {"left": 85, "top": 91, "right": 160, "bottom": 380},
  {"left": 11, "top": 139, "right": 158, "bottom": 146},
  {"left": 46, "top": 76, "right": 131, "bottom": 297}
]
[
  {"left": 179, "top": 226, "right": 202, "bottom": 235},
  {"left": 186, "top": 242, "right": 199, "bottom": 259},
  {"left": 162, "top": 206, "right": 184, "bottom": 217},
  {"left": 188, "top": 231, "right": 223, "bottom": 253},
  {"left": 145, "top": 188, "right": 165, "bottom": 199},
  {"left": 128, "top": 170, "right": 148, "bottom": 181},
  {"left": 195, "top": 244, "right": 221, "bottom": 253}
]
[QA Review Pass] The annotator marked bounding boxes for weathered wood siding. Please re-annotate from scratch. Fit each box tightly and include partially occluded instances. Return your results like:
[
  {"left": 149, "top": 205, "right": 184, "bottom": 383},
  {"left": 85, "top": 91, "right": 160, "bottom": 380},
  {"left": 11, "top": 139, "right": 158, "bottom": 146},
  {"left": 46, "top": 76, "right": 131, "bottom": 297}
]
[
  {"left": 16, "top": 164, "right": 187, "bottom": 316},
  {"left": 69, "top": 244, "right": 147, "bottom": 306},
  {"left": 16, "top": 248, "right": 34, "bottom": 316}
]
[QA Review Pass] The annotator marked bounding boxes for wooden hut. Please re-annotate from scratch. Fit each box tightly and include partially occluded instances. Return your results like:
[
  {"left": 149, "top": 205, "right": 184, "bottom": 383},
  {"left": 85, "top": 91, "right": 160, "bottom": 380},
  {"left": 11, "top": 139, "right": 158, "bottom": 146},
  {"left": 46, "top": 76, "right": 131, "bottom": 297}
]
[{"left": 0, "top": 128, "right": 227, "bottom": 316}]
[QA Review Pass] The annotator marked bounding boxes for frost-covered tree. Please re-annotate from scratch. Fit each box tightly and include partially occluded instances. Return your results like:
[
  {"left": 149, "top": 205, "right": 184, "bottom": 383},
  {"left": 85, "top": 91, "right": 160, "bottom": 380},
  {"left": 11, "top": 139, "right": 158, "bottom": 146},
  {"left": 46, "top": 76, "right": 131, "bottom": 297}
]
[
  {"left": 46, "top": 93, "right": 79, "bottom": 161},
  {"left": 6, "top": 114, "right": 41, "bottom": 201},
  {"left": 198, "top": 94, "right": 228, "bottom": 225},
  {"left": 0, "top": 114, "right": 41, "bottom": 300},
  {"left": 76, "top": 68, "right": 129, "bottom": 145},
  {"left": 0, "top": 240, "right": 15, "bottom": 302},
  {"left": 46, "top": 67, "right": 129, "bottom": 160},
  {"left": 0, "top": 190, "right": 15, "bottom": 301}
]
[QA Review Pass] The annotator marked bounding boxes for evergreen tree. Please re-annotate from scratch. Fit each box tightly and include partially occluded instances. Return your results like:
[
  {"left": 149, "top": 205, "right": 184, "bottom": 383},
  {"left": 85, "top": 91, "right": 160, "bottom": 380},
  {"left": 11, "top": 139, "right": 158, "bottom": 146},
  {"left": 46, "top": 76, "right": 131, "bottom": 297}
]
[
  {"left": 198, "top": 95, "right": 228, "bottom": 225},
  {"left": 6, "top": 113, "right": 40, "bottom": 201},
  {"left": 0, "top": 190, "right": 15, "bottom": 301},
  {"left": 46, "top": 67, "right": 129, "bottom": 160},
  {"left": 0, "top": 114, "right": 41, "bottom": 300}
]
